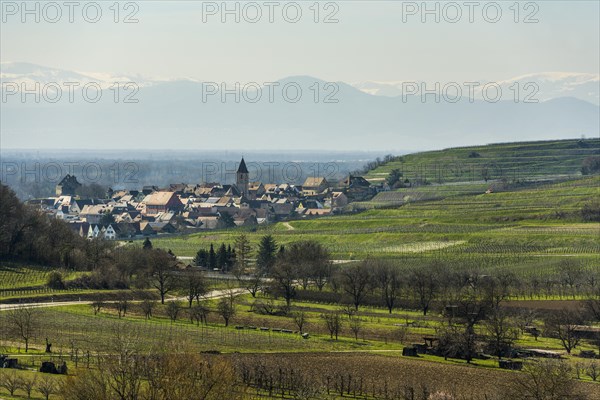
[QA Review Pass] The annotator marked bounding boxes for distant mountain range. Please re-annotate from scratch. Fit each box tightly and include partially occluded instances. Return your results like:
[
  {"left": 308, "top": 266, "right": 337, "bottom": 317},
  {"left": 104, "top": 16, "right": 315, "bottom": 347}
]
[{"left": 1, "top": 62, "right": 599, "bottom": 151}]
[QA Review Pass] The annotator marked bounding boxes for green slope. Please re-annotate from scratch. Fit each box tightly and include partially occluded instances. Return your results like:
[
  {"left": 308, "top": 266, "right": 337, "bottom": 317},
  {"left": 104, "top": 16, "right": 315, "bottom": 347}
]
[{"left": 364, "top": 138, "right": 600, "bottom": 184}]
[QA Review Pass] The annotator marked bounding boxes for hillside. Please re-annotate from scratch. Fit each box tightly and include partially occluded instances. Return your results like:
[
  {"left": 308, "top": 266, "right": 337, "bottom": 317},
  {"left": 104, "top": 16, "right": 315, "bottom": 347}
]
[
  {"left": 364, "top": 138, "right": 600, "bottom": 184},
  {"left": 155, "top": 176, "right": 600, "bottom": 270}
]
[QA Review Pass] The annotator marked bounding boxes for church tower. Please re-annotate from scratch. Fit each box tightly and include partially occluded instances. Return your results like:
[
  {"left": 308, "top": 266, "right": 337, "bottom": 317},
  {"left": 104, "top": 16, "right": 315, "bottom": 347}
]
[{"left": 236, "top": 157, "right": 249, "bottom": 197}]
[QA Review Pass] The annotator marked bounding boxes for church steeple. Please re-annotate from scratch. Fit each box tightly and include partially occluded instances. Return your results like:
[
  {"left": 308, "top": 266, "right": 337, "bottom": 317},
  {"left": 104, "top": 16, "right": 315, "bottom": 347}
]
[
  {"left": 236, "top": 157, "right": 249, "bottom": 197},
  {"left": 237, "top": 157, "right": 249, "bottom": 174}
]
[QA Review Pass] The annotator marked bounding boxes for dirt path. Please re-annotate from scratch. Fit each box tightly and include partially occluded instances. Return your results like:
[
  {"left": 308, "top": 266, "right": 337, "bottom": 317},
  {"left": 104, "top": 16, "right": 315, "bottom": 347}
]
[
  {"left": 282, "top": 222, "right": 295, "bottom": 230},
  {"left": 0, "top": 288, "right": 244, "bottom": 312}
]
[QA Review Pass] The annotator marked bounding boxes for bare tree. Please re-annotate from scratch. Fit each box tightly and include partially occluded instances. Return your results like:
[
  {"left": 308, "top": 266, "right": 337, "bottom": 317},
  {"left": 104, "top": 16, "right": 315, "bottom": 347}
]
[
  {"left": 339, "top": 261, "right": 373, "bottom": 311},
  {"left": 507, "top": 360, "right": 581, "bottom": 400},
  {"left": 180, "top": 268, "right": 207, "bottom": 308},
  {"left": 7, "top": 306, "right": 38, "bottom": 352},
  {"left": 190, "top": 304, "right": 209, "bottom": 326},
  {"left": 244, "top": 269, "right": 265, "bottom": 298},
  {"left": 149, "top": 249, "right": 177, "bottom": 304},
  {"left": 559, "top": 260, "right": 583, "bottom": 299},
  {"left": 19, "top": 374, "right": 37, "bottom": 399},
  {"left": 321, "top": 311, "right": 342, "bottom": 340},
  {"left": 36, "top": 375, "right": 58, "bottom": 400},
  {"left": 104, "top": 324, "right": 144, "bottom": 400},
  {"left": 349, "top": 316, "right": 363, "bottom": 340},
  {"left": 140, "top": 299, "right": 156, "bottom": 320},
  {"left": 484, "top": 309, "right": 519, "bottom": 359},
  {"left": 291, "top": 311, "right": 307, "bottom": 333},
  {"left": 116, "top": 294, "right": 129, "bottom": 318},
  {"left": 587, "top": 362, "right": 599, "bottom": 381},
  {"left": 480, "top": 272, "right": 515, "bottom": 311},
  {"left": 0, "top": 369, "right": 22, "bottom": 396},
  {"left": 270, "top": 256, "right": 299, "bottom": 308},
  {"left": 545, "top": 309, "right": 583, "bottom": 354},
  {"left": 374, "top": 260, "right": 402, "bottom": 314},
  {"left": 217, "top": 297, "right": 236, "bottom": 327},
  {"left": 91, "top": 299, "right": 105, "bottom": 315},
  {"left": 411, "top": 264, "right": 441, "bottom": 316},
  {"left": 584, "top": 295, "right": 600, "bottom": 322},
  {"left": 166, "top": 302, "right": 180, "bottom": 323}
]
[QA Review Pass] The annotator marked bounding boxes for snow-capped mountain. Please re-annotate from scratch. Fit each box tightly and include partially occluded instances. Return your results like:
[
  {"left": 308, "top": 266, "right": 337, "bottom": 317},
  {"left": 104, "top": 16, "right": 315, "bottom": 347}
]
[{"left": 353, "top": 72, "right": 600, "bottom": 105}]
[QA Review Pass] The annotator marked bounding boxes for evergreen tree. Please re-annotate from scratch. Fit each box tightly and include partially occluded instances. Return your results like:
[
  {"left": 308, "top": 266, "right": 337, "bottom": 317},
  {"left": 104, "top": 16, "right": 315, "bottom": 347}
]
[
  {"left": 143, "top": 237, "right": 153, "bottom": 250},
  {"left": 194, "top": 248, "right": 209, "bottom": 267},
  {"left": 234, "top": 233, "right": 252, "bottom": 273},
  {"left": 217, "top": 243, "right": 228, "bottom": 271},
  {"left": 208, "top": 244, "right": 217, "bottom": 269},
  {"left": 227, "top": 244, "right": 235, "bottom": 269},
  {"left": 256, "top": 235, "right": 277, "bottom": 273}
]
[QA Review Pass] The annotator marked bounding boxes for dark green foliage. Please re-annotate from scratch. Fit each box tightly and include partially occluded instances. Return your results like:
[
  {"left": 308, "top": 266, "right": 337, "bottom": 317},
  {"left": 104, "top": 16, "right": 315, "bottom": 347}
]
[
  {"left": 46, "top": 270, "right": 65, "bottom": 289},
  {"left": 143, "top": 237, "right": 153, "bottom": 250},
  {"left": 386, "top": 169, "right": 403, "bottom": 188},
  {"left": 99, "top": 212, "right": 116, "bottom": 225},
  {"left": 219, "top": 212, "right": 236, "bottom": 228},
  {"left": 217, "top": 243, "right": 228, "bottom": 271},
  {"left": 256, "top": 235, "right": 278, "bottom": 273},
  {"left": 208, "top": 244, "right": 217, "bottom": 269}
]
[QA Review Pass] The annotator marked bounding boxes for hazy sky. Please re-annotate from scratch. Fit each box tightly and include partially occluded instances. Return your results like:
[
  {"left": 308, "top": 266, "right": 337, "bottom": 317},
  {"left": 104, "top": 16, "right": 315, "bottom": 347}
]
[{"left": 2, "top": 1, "right": 599, "bottom": 83}]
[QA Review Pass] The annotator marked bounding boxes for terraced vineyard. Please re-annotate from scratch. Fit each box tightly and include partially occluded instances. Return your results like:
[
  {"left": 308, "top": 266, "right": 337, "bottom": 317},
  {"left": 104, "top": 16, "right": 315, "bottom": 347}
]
[{"left": 364, "top": 138, "right": 600, "bottom": 184}]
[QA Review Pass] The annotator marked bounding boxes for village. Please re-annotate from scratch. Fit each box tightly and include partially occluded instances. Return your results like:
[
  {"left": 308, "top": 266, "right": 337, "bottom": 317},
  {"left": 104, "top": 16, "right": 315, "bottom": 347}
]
[{"left": 27, "top": 158, "right": 377, "bottom": 240}]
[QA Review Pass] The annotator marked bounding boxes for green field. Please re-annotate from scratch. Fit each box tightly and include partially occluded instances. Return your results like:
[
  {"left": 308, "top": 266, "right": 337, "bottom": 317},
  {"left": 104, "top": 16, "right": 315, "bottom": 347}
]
[{"left": 154, "top": 177, "right": 600, "bottom": 279}]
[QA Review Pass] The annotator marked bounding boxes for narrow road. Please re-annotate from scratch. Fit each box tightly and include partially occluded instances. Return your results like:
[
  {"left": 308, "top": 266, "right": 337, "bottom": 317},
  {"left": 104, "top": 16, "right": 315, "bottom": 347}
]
[{"left": 0, "top": 288, "right": 244, "bottom": 312}]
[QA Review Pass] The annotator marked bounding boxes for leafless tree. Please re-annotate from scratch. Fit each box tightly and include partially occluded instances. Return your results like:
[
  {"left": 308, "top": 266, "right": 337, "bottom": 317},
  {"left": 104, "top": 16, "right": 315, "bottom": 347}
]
[
  {"left": 411, "top": 263, "right": 441, "bottom": 316},
  {"left": 349, "top": 316, "right": 363, "bottom": 340},
  {"left": 140, "top": 299, "right": 155, "bottom": 319},
  {"left": 149, "top": 249, "right": 177, "bottom": 304},
  {"left": 291, "top": 311, "right": 308, "bottom": 334},
  {"left": 507, "top": 360, "right": 584, "bottom": 400},
  {"left": 484, "top": 309, "right": 519, "bottom": 359},
  {"left": 217, "top": 297, "right": 236, "bottom": 327},
  {"left": 374, "top": 260, "right": 402, "bottom": 314},
  {"left": 586, "top": 361, "right": 599, "bottom": 381},
  {"left": 91, "top": 299, "right": 105, "bottom": 315},
  {"left": 270, "top": 257, "right": 299, "bottom": 307},
  {"left": 36, "top": 375, "right": 58, "bottom": 400},
  {"left": 321, "top": 311, "right": 342, "bottom": 340},
  {"left": 7, "top": 306, "right": 38, "bottom": 352},
  {"left": 116, "top": 295, "right": 129, "bottom": 318},
  {"left": 0, "top": 369, "right": 22, "bottom": 396},
  {"left": 180, "top": 268, "right": 207, "bottom": 308},
  {"left": 19, "top": 375, "right": 37, "bottom": 399},
  {"left": 166, "top": 302, "right": 180, "bottom": 323},
  {"left": 190, "top": 304, "right": 209, "bottom": 326},
  {"left": 339, "top": 261, "right": 373, "bottom": 311},
  {"left": 545, "top": 309, "right": 583, "bottom": 354}
]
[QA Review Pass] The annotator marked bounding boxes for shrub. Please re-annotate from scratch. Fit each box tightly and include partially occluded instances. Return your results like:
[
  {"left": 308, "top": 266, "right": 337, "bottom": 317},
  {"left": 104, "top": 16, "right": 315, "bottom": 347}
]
[
  {"left": 581, "top": 200, "right": 600, "bottom": 222},
  {"left": 46, "top": 271, "right": 65, "bottom": 290},
  {"left": 581, "top": 156, "right": 600, "bottom": 175}
]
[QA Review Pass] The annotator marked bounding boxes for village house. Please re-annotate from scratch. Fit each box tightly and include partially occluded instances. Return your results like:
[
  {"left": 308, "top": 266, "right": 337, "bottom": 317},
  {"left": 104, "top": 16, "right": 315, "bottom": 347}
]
[
  {"left": 55, "top": 174, "right": 81, "bottom": 196},
  {"left": 29, "top": 158, "right": 373, "bottom": 241},
  {"left": 142, "top": 191, "right": 184, "bottom": 216}
]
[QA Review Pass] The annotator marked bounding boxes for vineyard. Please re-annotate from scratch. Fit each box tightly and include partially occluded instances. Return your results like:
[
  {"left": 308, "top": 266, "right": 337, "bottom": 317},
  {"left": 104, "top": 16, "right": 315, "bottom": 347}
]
[
  {"left": 363, "top": 138, "right": 600, "bottom": 184},
  {"left": 154, "top": 177, "right": 600, "bottom": 272}
]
